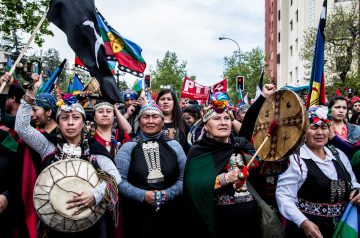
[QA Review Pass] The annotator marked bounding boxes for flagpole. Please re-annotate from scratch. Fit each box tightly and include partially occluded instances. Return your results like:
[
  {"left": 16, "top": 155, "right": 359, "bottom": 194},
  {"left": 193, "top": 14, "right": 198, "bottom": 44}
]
[{"left": 0, "top": 11, "right": 48, "bottom": 93}]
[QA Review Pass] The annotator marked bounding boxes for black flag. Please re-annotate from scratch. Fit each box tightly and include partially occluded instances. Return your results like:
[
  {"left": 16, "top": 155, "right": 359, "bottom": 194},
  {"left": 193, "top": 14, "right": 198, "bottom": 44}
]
[{"left": 47, "top": 0, "right": 123, "bottom": 102}]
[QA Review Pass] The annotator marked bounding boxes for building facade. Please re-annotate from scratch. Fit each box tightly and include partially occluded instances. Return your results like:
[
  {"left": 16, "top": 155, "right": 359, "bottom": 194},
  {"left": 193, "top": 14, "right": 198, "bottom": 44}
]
[{"left": 265, "top": 0, "right": 354, "bottom": 88}]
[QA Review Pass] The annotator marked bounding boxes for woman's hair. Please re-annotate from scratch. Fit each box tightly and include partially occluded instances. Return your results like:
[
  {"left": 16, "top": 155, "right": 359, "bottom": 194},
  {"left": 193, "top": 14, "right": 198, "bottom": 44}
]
[
  {"left": 328, "top": 96, "right": 347, "bottom": 109},
  {"left": 183, "top": 105, "right": 201, "bottom": 121},
  {"left": 350, "top": 112, "right": 360, "bottom": 125},
  {"left": 156, "top": 89, "right": 186, "bottom": 133}
]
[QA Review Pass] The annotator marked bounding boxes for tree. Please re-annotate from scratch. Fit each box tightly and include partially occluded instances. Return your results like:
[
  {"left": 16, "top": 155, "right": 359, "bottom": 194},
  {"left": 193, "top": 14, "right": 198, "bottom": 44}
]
[
  {"left": 117, "top": 79, "right": 129, "bottom": 92},
  {"left": 301, "top": 2, "right": 360, "bottom": 96},
  {"left": 0, "top": 0, "right": 52, "bottom": 47},
  {"left": 1, "top": 31, "right": 25, "bottom": 54},
  {"left": 41, "top": 48, "right": 61, "bottom": 74},
  {"left": 223, "top": 47, "right": 265, "bottom": 104},
  {"left": 150, "top": 51, "right": 187, "bottom": 96}
]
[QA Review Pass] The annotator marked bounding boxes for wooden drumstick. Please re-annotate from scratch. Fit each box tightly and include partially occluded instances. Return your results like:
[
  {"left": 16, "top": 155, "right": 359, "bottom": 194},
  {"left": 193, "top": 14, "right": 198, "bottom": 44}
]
[
  {"left": 246, "top": 120, "right": 278, "bottom": 168},
  {"left": 0, "top": 12, "right": 47, "bottom": 93}
]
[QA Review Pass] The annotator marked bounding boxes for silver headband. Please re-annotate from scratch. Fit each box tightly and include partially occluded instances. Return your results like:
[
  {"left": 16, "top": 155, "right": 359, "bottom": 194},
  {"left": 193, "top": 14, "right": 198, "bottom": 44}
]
[{"left": 93, "top": 102, "right": 114, "bottom": 111}]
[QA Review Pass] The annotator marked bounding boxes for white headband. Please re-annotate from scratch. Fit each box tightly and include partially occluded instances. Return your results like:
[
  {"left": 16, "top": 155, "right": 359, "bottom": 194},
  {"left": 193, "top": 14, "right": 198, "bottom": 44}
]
[
  {"left": 56, "top": 103, "right": 86, "bottom": 120},
  {"left": 94, "top": 102, "right": 114, "bottom": 111}
]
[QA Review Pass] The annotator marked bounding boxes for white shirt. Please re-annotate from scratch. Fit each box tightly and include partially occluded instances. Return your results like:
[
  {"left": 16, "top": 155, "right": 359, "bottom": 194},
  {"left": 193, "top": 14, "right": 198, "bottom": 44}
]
[{"left": 276, "top": 144, "right": 360, "bottom": 228}]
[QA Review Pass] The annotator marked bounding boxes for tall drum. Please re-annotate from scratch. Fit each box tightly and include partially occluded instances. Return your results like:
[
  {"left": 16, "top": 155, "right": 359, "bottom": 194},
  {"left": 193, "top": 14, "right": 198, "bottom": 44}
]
[
  {"left": 33, "top": 159, "right": 106, "bottom": 232},
  {"left": 253, "top": 90, "right": 309, "bottom": 161}
]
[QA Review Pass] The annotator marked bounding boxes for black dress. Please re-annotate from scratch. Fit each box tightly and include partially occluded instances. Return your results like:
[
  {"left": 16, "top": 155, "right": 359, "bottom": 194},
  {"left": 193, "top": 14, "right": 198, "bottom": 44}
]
[
  {"left": 0, "top": 129, "right": 21, "bottom": 238},
  {"left": 121, "top": 139, "right": 185, "bottom": 238},
  {"left": 286, "top": 159, "right": 350, "bottom": 238}
]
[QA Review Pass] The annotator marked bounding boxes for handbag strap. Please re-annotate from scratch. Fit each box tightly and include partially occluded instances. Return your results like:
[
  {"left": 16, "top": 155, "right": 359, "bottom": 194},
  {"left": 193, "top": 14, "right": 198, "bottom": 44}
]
[
  {"left": 247, "top": 181, "right": 263, "bottom": 203},
  {"left": 327, "top": 144, "right": 354, "bottom": 190}
]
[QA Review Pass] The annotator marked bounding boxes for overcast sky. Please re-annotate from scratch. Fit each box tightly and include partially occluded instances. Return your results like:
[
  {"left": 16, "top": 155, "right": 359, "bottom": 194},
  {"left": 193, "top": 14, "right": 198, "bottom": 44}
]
[{"left": 37, "top": 0, "right": 264, "bottom": 86}]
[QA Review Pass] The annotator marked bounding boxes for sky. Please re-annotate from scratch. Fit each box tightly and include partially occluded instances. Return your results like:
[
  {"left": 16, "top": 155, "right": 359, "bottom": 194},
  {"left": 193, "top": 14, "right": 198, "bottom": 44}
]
[{"left": 36, "top": 0, "right": 264, "bottom": 87}]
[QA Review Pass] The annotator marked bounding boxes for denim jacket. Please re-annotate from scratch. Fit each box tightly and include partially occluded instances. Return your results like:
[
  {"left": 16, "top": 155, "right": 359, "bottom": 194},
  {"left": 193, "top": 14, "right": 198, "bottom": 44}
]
[{"left": 347, "top": 123, "right": 360, "bottom": 144}]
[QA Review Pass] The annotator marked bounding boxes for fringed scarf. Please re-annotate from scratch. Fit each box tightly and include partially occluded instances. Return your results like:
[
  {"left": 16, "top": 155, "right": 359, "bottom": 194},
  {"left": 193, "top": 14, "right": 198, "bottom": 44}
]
[
  {"left": 184, "top": 135, "right": 256, "bottom": 237},
  {"left": 45, "top": 128, "right": 120, "bottom": 226}
]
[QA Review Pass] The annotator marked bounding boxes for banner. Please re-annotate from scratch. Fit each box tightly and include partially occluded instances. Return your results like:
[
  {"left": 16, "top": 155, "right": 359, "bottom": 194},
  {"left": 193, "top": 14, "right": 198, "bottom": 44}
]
[
  {"left": 181, "top": 78, "right": 228, "bottom": 101},
  {"left": 212, "top": 79, "right": 227, "bottom": 93},
  {"left": 181, "top": 77, "right": 209, "bottom": 100}
]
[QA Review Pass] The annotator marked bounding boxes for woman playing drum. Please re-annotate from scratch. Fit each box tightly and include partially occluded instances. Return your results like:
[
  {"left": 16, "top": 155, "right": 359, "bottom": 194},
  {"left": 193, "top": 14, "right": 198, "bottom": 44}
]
[{"left": 15, "top": 76, "right": 121, "bottom": 238}]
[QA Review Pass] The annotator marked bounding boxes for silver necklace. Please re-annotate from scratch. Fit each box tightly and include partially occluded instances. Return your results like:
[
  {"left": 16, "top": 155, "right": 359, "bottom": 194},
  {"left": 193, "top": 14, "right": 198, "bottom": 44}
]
[{"left": 142, "top": 141, "right": 164, "bottom": 183}]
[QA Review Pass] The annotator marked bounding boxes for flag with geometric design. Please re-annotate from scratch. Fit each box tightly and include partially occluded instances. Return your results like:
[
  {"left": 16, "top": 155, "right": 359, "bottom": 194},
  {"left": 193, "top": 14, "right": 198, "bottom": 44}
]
[{"left": 97, "top": 10, "right": 146, "bottom": 78}]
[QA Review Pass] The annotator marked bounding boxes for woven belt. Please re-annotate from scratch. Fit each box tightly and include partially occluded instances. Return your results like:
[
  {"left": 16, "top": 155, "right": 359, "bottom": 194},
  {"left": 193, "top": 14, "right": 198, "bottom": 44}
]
[
  {"left": 214, "top": 193, "right": 254, "bottom": 206},
  {"left": 297, "top": 198, "right": 346, "bottom": 218}
]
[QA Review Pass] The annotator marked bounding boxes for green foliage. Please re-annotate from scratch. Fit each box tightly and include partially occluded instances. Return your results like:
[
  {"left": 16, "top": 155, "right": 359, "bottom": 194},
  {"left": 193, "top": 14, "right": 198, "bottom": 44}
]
[
  {"left": 223, "top": 47, "right": 265, "bottom": 104},
  {"left": 0, "top": 0, "right": 53, "bottom": 47},
  {"left": 116, "top": 79, "right": 129, "bottom": 92},
  {"left": 301, "top": 2, "right": 360, "bottom": 95},
  {"left": 42, "top": 48, "right": 61, "bottom": 73},
  {"left": 150, "top": 51, "right": 188, "bottom": 96}
]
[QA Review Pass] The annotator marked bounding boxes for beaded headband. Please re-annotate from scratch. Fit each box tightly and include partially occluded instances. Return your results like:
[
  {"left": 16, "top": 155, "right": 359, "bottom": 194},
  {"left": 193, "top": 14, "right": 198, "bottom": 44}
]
[
  {"left": 138, "top": 103, "right": 164, "bottom": 119},
  {"left": 93, "top": 102, "right": 114, "bottom": 111}
]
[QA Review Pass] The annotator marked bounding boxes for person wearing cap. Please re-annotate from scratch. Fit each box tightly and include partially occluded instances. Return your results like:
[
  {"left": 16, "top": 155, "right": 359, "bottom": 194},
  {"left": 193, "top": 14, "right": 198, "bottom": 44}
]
[
  {"left": 346, "top": 88, "right": 360, "bottom": 109},
  {"left": 32, "top": 93, "right": 58, "bottom": 134},
  {"left": 236, "top": 104, "right": 250, "bottom": 124},
  {"left": 352, "top": 100, "right": 360, "bottom": 113},
  {"left": 115, "top": 103, "right": 186, "bottom": 238},
  {"left": 329, "top": 96, "right": 360, "bottom": 145},
  {"left": 15, "top": 75, "right": 121, "bottom": 237},
  {"left": 276, "top": 106, "right": 360, "bottom": 238},
  {"left": 122, "top": 89, "right": 146, "bottom": 137},
  {"left": 184, "top": 92, "right": 264, "bottom": 238}
]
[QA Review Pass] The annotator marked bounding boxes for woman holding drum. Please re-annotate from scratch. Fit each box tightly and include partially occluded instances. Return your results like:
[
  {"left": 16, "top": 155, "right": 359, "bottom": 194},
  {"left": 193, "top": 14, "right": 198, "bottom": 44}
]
[
  {"left": 15, "top": 76, "right": 121, "bottom": 238},
  {"left": 276, "top": 105, "right": 360, "bottom": 238}
]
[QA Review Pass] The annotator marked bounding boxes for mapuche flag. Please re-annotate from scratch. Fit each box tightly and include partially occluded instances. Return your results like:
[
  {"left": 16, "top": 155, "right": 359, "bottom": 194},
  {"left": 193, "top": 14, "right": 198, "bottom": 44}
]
[
  {"left": 306, "top": 0, "right": 327, "bottom": 108},
  {"left": 47, "top": 0, "right": 123, "bottom": 102},
  {"left": 97, "top": 11, "right": 146, "bottom": 77}
]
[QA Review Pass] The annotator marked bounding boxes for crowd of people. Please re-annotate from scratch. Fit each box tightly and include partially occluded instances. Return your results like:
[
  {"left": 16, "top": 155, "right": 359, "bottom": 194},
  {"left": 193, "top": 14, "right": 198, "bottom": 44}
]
[{"left": 0, "top": 70, "right": 359, "bottom": 238}]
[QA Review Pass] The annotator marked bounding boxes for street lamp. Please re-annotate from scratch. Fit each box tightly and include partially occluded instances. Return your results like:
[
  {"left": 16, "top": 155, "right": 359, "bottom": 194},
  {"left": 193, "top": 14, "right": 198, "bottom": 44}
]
[{"left": 219, "top": 36, "right": 242, "bottom": 92}]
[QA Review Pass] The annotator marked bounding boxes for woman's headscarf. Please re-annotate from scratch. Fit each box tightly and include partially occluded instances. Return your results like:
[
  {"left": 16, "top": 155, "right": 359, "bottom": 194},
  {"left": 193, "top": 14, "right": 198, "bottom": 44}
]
[{"left": 56, "top": 93, "right": 85, "bottom": 120}]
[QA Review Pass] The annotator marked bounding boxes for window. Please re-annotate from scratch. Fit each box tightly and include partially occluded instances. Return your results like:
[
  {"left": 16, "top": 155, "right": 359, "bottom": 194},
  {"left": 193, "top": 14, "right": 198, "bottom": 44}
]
[
  {"left": 290, "top": 0, "right": 293, "bottom": 6},
  {"left": 290, "top": 20, "right": 293, "bottom": 31},
  {"left": 296, "top": 10, "right": 299, "bottom": 22},
  {"left": 278, "top": 32, "right": 281, "bottom": 42},
  {"left": 277, "top": 53, "right": 280, "bottom": 64},
  {"left": 278, "top": 10, "right": 281, "bottom": 21},
  {"left": 295, "top": 38, "right": 298, "bottom": 51},
  {"left": 290, "top": 46, "right": 293, "bottom": 56},
  {"left": 290, "top": 71, "right": 293, "bottom": 81}
]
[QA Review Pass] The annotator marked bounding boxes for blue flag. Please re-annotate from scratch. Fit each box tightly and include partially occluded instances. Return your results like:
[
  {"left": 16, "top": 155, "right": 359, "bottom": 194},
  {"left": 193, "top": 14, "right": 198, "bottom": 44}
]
[
  {"left": 38, "top": 59, "right": 66, "bottom": 93},
  {"left": 307, "top": 0, "right": 327, "bottom": 108}
]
